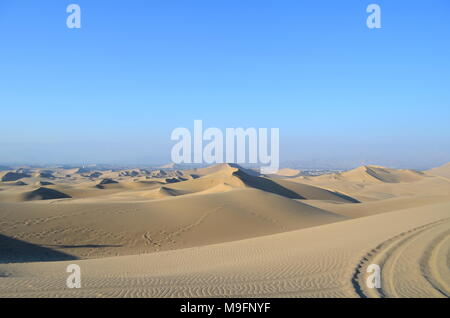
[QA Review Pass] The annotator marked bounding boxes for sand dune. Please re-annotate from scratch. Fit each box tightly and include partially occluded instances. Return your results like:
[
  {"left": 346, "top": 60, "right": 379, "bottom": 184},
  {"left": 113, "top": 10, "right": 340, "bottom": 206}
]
[
  {"left": 96, "top": 178, "right": 119, "bottom": 189},
  {"left": 40, "top": 181, "right": 54, "bottom": 186},
  {"left": 427, "top": 162, "right": 450, "bottom": 178},
  {"left": 0, "top": 163, "right": 449, "bottom": 298},
  {"left": 269, "top": 178, "right": 359, "bottom": 203},
  {"left": 1, "top": 172, "right": 31, "bottom": 182},
  {"left": 183, "top": 163, "right": 237, "bottom": 178},
  {"left": 158, "top": 164, "right": 339, "bottom": 201},
  {"left": 0, "top": 188, "right": 345, "bottom": 259},
  {"left": 39, "top": 171, "right": 56, "bottom": 179},
  {"left": 159, "top": 165, "right": 244, "bottom": 196},
  {"left": 24, "top": 187, "right": 72, "bottom": 201},
  {"left": 266, "top": 168, "right": 301, "bottom": 177},
  {"left": 292, "top": 166, "right": 450, "bottom": 202},
  {"left": 11, "top": 181, "right": 28, "bottom": 186},
  {"left": 318, "top": 165, "right": 426, "bottom": 184}
]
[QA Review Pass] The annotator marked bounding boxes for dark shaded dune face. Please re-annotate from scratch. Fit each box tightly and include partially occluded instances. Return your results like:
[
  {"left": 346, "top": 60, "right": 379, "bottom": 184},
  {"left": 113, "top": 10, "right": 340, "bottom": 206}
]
[
  {"left": 228, "top": 163, "right": 261, "bottom": 176},
  {"left": 40, "top": 181, "right": 54, "bottom": 186},
  {"left": 165, "top": 177, "right": 181, "bottom": 184},
  {"left": 13, "top": 181, "right": 28, "bottom": 186},
  {"left": 365, "top": 166, "right": 424, "bottom": 183},
  {"left": 99, "top": 178, "right": 118, "bottom": 185},
  {"left": 229, "top": 166, "right": 359, "bottom": 203},
  {"left": 151, "top": 170, "right": 168, "bottom": 178},
  {"left": 96, "top": 178, "right": 119, "bottom": 189},
  {"left": 89, "top": 172, "right": 103, "bottom": 179},
  {"left": 119, "top": 170, "right": 140, "bottom": 177},
  {"left": 39, "top": 172, "right": 55, "bottom": 179},
  {"left": 0, "top": 234, "right": 76, "bottom": 264},
  {"left": 232, "top": 169, "right": 304, "bottom": 199},
  {"left": 270, "top": 178, "right": 360, "bottom": 203},
  {"left": 159, "top": 186, "right": 185, "bottom": 196},
  {"left": 24, "top": 187, "right": 72, "bottom": 201},
  {"left": 1, "top": 172, "right": 31, "bottom": 182}
]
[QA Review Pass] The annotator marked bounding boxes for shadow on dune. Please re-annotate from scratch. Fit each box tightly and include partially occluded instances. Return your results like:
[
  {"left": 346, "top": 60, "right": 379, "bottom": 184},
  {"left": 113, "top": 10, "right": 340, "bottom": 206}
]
[
  {"left": 228, "top": 163, "right": 261, "bottom": 176},
  {"left": 45, "top": 244, "right": 121, "bottom": 249},
  {"left": 233, "top": 169, "right": 306, "bottom": 199},
  {"left": 23, "top": 187, "right": 72, "bottom": 201},
  {"left": 328, "top": 191, "right": 360, "bottom": 203},
  {"left": 1, "top": 172, "right": 31, "bottom": 182},
  {"left": 272, "top": 178, "right": 361, "bottom": 203},
  {"left": 0, "top": 234, "right": 77, "bottom": 264},
  {"left": 96, "top": 178, "right": 119, "bottom": 189}
]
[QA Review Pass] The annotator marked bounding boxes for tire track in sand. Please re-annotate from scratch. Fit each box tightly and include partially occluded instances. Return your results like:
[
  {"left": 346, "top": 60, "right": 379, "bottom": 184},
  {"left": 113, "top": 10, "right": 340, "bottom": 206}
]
[{"left": 351, "top": 217, "right": 450, "bottom": 298}]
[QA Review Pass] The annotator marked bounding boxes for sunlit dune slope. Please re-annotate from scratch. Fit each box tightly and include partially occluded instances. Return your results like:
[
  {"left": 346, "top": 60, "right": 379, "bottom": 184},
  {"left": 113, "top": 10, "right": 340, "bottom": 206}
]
[
  {"left": 427, "top": 162, "right": 450, "bottom": 178},
  {"left": 0, "top": 188, "right": 345, "bottom": 259}
]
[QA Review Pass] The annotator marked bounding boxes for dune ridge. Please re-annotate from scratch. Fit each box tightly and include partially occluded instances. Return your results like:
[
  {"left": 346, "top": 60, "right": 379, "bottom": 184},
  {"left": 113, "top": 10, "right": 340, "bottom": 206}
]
[
  {"left": 320, "top": 165, "right": 426, "bottom": 184},
  {"left": 427, "top": 162, "right": 450, "bottom": 178}
]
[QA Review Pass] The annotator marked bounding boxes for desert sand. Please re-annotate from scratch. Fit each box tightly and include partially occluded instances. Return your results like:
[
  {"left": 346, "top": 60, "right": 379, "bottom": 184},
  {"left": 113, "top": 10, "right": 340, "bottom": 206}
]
[
  {"left": 0, "top": 162, "right": 449, "bottom": 298},
  {"left": 427, "top": 162, "right": 450, "bottom": 178}
]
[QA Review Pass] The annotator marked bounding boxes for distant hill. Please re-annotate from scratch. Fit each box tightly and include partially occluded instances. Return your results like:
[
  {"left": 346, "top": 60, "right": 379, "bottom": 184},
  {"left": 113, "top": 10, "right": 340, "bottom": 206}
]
[
  {"left": 325, "top": 165, "right": 425, "bottom": 183},
  {"left": 426, "top": 162, "right": 450, "bottom": 178}
]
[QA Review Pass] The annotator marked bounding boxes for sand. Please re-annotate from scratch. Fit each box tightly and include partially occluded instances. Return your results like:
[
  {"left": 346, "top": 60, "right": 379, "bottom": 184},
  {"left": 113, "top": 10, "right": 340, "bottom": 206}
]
[
  {"left": 427, "top": 162, "right": 450, "bottom": 178},
  {"left": 266, "top": 168, "right": 301, "bottom": 177},
  {"left": 0, "top": 163, "right": 449, "bottom": 298}
]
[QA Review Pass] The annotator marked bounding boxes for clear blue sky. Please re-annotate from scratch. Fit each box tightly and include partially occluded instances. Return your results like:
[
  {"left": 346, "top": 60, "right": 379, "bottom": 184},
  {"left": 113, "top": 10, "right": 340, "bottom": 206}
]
[{"left": 0, "top": 0, "right": 449, "bottom": 169}]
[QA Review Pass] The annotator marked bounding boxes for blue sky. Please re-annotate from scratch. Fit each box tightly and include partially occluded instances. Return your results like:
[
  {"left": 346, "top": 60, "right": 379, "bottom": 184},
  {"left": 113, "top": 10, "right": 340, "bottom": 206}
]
[{"left": 0, "top": 0, "right": 449, "bottom": 168}]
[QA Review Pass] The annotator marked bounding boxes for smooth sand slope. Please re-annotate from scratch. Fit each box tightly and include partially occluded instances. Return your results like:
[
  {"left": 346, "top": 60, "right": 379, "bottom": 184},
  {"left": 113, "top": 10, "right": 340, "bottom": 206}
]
[
  {"left": 427, "top": 162, "right": 450, "bottom": 178},
  {"left": 0, "top": 201, "right": 448, "bottom": 298},
  {"left": 0, "top": 163, "right": 449, "bottom": 298},
  {"left": 0, "top": 189, "right": 345, "bottom": 260}
]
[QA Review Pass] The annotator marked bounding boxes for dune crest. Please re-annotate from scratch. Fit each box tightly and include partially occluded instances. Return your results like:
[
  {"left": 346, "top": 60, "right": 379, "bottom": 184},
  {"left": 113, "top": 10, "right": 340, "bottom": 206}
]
[
  {"left": 427, "top": 162, "right": 450, "bottom": 178},
  {"left": 335, "top": 165, "right": 425, "bottom": 183},
  {"left": 266, "top": 168, "right": 301, "bottom": 177}
]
